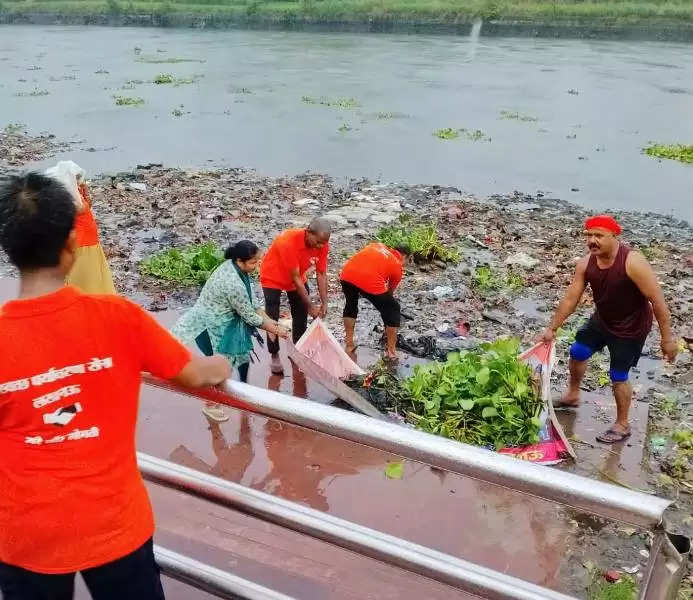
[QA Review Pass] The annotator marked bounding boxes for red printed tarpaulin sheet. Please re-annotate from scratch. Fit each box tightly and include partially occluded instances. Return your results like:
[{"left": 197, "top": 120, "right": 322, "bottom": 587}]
[{"left": 498, "top": 342, "right": 575, "bottom": 465}]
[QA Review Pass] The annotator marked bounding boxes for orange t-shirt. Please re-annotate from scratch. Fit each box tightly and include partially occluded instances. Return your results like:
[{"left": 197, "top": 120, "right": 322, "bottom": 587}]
[
  {"left": 73, "top": 203, "right": 100, "bottom": 248},
  {"left": 340, "top": 243, "right": 404, "bottom": 295},
  {"left": 259, "top": 229, "right": 329, "bottom": 291},
  {"left": 0, "top": 286, "right": 191, "bottom": 574}
]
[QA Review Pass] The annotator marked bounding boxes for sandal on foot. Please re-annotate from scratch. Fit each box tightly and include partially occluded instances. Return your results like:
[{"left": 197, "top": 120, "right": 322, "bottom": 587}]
[
  {"left": 596, "top": 427, "right": 631, "bottom": 444},
  {"left": 202, "top": 404, "right": 229, "bottom": 423}
]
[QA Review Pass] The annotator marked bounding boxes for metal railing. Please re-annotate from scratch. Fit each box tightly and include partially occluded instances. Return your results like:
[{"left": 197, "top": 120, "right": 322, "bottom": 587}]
[
  {"left": 141, "top": 453, "right": 577, "bottom": 600},
  {"left": 155, "top": 544, "right": 296, "bottom": 600},
  {"left": 142, "top": 375, "right": 690, "bottom": 600}
]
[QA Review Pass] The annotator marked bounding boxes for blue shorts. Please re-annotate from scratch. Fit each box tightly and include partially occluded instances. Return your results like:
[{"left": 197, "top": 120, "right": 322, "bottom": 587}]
[{"left": 570, "top": 317, "right": 647, "bottom": 382}]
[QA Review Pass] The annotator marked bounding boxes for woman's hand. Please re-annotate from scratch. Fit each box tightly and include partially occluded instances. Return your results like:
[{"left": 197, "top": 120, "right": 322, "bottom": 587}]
[{"left": 274, "top": 325, "right": 290, "bottom": 339}]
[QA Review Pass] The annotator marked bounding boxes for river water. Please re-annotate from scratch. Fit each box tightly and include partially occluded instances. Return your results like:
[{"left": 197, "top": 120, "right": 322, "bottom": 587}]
[{"left": 1, "top": 25, "right": 692, "bottom": 221}]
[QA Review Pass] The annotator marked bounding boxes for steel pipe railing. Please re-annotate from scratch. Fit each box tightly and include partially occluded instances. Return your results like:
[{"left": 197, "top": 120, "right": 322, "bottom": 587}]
[
  {"left": 141, "top": 453, "right": 578, "bottom": 600},
  {"left": 155, "top": 544, "right": 296, "bottom": 600},
  {"left": 142, "top": 375, "right": 671, "bottom": 528}
]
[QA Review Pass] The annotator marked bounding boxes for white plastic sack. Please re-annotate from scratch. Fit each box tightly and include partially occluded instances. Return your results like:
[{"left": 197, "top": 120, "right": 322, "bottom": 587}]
[
  {"left": 295, "top": 318, "right": 365, "bottom": 379},
  {"left": 44, "top": 160, "right": 86, "bottom": 210}
]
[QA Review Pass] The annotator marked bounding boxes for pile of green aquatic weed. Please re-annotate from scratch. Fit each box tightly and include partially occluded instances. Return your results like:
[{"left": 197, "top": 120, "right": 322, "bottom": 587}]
[
  {"left": 376, "top": 215, "right": 460, "bottom": 263},
  {"left": 402, "top": 338, "right": 543, "bottom": 449},
  {"left": 643, "top": 143, "right": 693, "bottom": 164},
  {"left": 140, "top": 242, "right": 224, "bottom": 285}
]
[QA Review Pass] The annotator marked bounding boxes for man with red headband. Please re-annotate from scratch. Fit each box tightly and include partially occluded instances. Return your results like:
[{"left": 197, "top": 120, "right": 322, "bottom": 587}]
[{"left": 540, "top": 215, "right": 678, "bottom": 443}]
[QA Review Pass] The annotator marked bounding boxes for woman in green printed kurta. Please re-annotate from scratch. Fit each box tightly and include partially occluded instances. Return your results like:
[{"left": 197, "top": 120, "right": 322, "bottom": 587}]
[{"left": 172, "top": 240, "right": 288, "bottom": 422}]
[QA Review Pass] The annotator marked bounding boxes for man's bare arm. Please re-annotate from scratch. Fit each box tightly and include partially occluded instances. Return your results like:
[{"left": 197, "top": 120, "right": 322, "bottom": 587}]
[
  {"left": 290, "top": 267, "right": 312, "bottom": 307},
  {"left": 548, "top": 258, "right": 588, "bottom": 331},
  {"left": 626, "top": 251, "right": 677, "bottom": 361},
  {"left": 316, "top": 271, "right": 328, "bottom": 318},
  {"left": 290, "top": 268, "right": 320, "bottom": 318},
  {"left": 540, "top": 258, "right": 588, "bottom": 342}
]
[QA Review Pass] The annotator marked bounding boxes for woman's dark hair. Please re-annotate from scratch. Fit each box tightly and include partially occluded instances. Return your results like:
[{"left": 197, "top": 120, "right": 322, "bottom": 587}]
[
  {"left": 0, "top": 172, "right": 76, "bottom": 271},
  {"left": 394, "top": 244, "right": 411, "bottom": 256},
  {"left": 225, "top": 240, "right": 259, "bottom": 261}
]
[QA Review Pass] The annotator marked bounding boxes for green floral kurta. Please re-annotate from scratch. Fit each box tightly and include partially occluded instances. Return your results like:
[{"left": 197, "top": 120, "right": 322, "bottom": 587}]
[{"left": 172, "top": 260, "right": 263, "bottom": 367}]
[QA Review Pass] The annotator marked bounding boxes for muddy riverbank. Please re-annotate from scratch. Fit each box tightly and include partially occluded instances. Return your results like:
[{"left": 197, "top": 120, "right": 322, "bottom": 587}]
[{"left": 1, "top": 131, "right": 692, "bottom": 595}]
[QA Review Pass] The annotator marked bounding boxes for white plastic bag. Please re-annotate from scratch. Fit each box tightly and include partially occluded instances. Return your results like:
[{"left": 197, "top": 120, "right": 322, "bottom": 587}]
[
  {"left": 295, "top": 318, "right": 364, "bottom": 379},
  {"left": 44, "top": 160, "right": 86, "bottom": 210}
]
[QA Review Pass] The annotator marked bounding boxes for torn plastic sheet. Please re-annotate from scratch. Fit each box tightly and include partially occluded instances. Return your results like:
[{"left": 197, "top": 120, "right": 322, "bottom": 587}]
[
  {"left": 295, "top": 319, "right": 364, "bottom": 379},
  {"left": 498, "top": 342, "right": 576, "bottom": 464}
]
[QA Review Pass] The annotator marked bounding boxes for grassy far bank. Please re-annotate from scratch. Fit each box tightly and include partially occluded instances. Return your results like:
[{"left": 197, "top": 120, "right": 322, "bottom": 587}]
[{"left": 2, "top": 0, "right": 693, "bottom": 24}]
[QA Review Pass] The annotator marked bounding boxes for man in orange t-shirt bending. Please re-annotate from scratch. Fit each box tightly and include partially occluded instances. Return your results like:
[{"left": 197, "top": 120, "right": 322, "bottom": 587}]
[
  {"left": 0, "top": 173, "right": 230, "bottom": 600},
  {"left": 340, "top": 242, "right": 410, "bottom": 359},
  {"left": 259, "top": 217, "right": 331, "bottom": 375}
]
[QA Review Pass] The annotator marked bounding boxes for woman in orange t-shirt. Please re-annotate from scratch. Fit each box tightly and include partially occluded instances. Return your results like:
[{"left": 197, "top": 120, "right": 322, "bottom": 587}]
[
  {"left": 65, "top": 182, "right": 116, "bottom": 295},
  {"left": 339, "top": 242, "right": 410, "bottom": 359}
]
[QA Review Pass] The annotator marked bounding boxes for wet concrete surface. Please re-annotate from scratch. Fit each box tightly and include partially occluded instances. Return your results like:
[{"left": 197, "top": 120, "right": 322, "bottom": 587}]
[{"left": 555, "top": 391, "right": 651, "bottom": 490}]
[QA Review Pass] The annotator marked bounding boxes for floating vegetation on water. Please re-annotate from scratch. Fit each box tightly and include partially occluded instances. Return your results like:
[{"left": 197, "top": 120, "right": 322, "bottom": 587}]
[
  {"left": 338, "top": 123, "right": 352, "bottom": 133},
  {"left": 27, "top": 65, "right": 42, "bottom": 71},
  {"left": 95, "top": 69, "right": 109, "bottom": 75},
  {"left": 643, "top": 143, "right": 693, "bottom": 164},
  {"left": 3, "top": 122, "right": 26, "bottom": 135},
  {"left": 302, "top": 96, "right": 361, "bottom": 109},
  {"left": 434, "top": 127, "right": 491, "bottom": 142},
  {"left": 136, "top": 56, "right": 206, "bottom": 64},
  {"left": 460, "top": 128, "right": 491, "bottom": 141},
  {"left": 172, "top": 105, "right": 189, "bottom": 117},
  {"left": 153, "top": 73, "right": 196, "bottom": 86},
  {"left": 500, "top": 110, "right": 538, "bottom": 122},
  {"left": 154, "top": 73, "right": 175, "bottom": 84},
  {"left": 14, "top": 89, "right": 50, "bottom": 97},
  {"left": 114, "top": 95, "right": 145, "bottom": 106},
  {"left": 49, "top": 75, "right": 76, "bottom": 82},
  {"left": 375, "top": 111, "right": 409, "bottom": 120},
  {"left": 402, "top": 338, "right": 543, "bottom": 449},
  {"left": 230, "top": 87, "right": 253, "bottom": 94},
  {"left": 141, "top": 242, "right": 224, "bottom": 285},
  {"left": 376, "top": 214, "right": 459, "bottom": 263},
  {"left": 433, "top": 127, "right": 459, "bottom": 140}
]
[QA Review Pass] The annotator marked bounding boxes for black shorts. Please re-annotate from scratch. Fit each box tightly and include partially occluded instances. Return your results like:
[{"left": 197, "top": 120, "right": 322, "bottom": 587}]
[
  {"left": 0, "top": 538, "right": 164, "bottom": 600},
  {"left": 340, "top": 280, "right": 401, "bottom": 327},
  {"left": 572, "top": 317, "right": 647, "bottom": 381}
]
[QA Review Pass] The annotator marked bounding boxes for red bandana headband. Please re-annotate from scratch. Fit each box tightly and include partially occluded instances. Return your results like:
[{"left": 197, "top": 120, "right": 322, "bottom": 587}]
[{"left": 584, "top": 215, "right": 622, "bottom": 235}]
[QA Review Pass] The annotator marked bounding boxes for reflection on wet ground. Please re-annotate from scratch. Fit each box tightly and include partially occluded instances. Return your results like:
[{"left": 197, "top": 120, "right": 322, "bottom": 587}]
[{"left": 138, "top": 382, "right": 576, "bottom": 596}]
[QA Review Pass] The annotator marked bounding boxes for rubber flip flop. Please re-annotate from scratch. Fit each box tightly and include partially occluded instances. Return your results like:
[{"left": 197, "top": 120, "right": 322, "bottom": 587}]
[{"left": 596, "top": 428, "right": 632, "bottom": 444}]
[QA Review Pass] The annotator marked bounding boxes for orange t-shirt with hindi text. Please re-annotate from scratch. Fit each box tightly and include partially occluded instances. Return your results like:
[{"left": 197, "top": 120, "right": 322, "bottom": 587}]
[
  {"left": 0, "top": 286, "right": 191, "bottom": 574},
  {"left": 260, "top": 228, "right": 329, "bottom": 291},
  {"left": 340, "top": 243, "right": 404, "bottom": 295}
]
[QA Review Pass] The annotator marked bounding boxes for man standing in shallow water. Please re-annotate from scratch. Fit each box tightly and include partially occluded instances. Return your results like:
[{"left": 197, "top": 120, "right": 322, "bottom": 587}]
[{"left": 540, "top": 215, "right": 678, "bottom": 444}]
